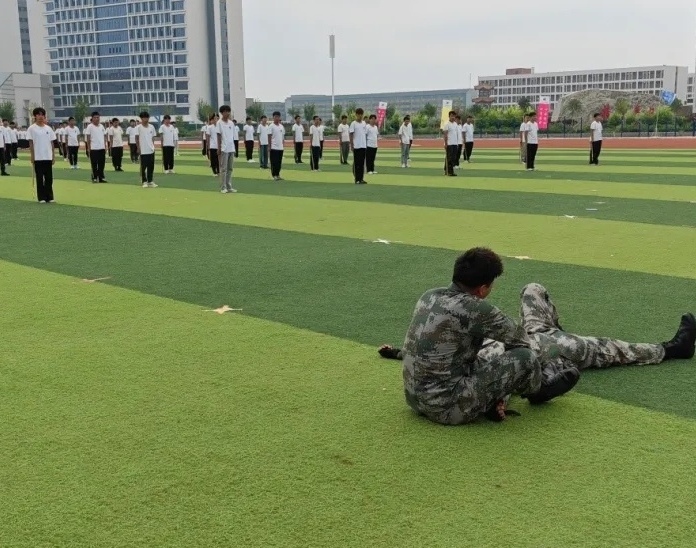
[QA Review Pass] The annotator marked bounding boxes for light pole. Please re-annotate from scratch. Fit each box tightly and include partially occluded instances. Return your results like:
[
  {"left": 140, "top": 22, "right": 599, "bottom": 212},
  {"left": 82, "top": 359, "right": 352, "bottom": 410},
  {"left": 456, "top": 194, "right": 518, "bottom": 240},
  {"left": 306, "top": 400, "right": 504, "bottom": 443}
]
[{"left": 330, "top": 34, "right": 336, "bottom": 121}]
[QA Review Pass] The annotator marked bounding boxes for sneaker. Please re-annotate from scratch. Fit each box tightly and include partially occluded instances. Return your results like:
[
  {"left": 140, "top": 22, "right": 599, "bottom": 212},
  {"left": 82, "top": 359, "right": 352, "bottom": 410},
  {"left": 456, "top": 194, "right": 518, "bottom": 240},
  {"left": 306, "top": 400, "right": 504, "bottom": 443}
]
[
  {"left": 526, "top": 367, "right": 580, "bottom": 405},
  {"left": 99, "top": 179, "right": 108, "bottom": 183},
  {"left": 359, "top": 180, "right": 368, "bottom": 184},
  {"left": 372, "top": 171, "right": 378, "bottom": 175},
  {"left": 1, "top": 172, "right": 9, "bottom": 176},
  {"left": 273, "top": 176, "right": 279, "bottom": 181},
  {"left": 276, "top": 177, "right": 284, "bottom": 181},
  {"left": 148, "top": 183, "right": 158, "bottom": 188},
  {"left": 367, "top": 171, "right": 373, "bottom": 175},
  {"left": 401, "top": 163, "right": 406, "bottom": 168},
  {"left": 229, "top": 188, "right": 238, "bottom": 193},
  {"left": 39, "top": 200, "right": 46, "bottom": 203},
  {"left": 662, "top": 313, "right": 696, "bottom": 360},
  {"left": 221, "top": 189, "right": 228, "bottom": 194},
  {"left": 142, "top": 182, "right": 149, "bottom": 188},
  {"left": 75, "top": 165, "right": 80, "bottom": 169},
  {"left": 48, "top": 200, "right": 55, "bottom": 203}
]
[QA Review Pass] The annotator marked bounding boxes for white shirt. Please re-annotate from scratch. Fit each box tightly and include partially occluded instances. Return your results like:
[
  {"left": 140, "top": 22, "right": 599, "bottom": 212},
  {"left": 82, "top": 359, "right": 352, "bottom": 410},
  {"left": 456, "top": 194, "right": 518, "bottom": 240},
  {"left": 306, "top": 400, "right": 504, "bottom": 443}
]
[
  {"left": 137, "top": 124, "right": 157, "bottom": 154},
  {"left": 10, "top": 128, "right": 18, "bottom": 143},
  {"left": 217, "top": 119, "right": 237, "bottom": 154},
  {"left": 309, "top": 124, "right": 323, "bottom": 147},
  {"left": 349, "top": 120, "right": 367, "bottom": 149},
  {"left": 366, "top": 125, "right": 379, "bottom": 148},
  {"left": 526, "top": 121, "right": 539, "bottom": 145},
  {"left": 463, "top": 123, "right": 474, "bottom": 143},
  {"left": 232, "top": 125, "right": 240, "bottom": 140},
  {"left": 443, "top": 121, "right": 459, "bottom": 146},
  {"left": 159, "top": 124, "right": 177, "bottom": 147},
  {"left": 257, "top": 124, "right": 271, "bottom": 146},
  {"left": 109, "top": 126, "right": 124, "bottom": 147},
  {"left": 291, "top": 123, "right": 304, "bottom": 143},
  {"left": 207, "top": 124, "right": 218, "bottom": 149},
  {"left": 270, "top": 123, "right": 285, "bottom": 150},
  {"left": 65, "top": 126, "right": 80, "bottom": 147},
  {"left": 27, "top": 123, "right": 56, "bottom": 161},
  {"left": 590, "top": 121, "right": 603, "bottom": 142},
  {"left": 54, "top": 127, "right": 64, "bottom": 142},
  {"left": 0, "top": 128, "right": 6, "bottom": 147},
  {"left": 337, "top": 123, "right": 350, "bottom": 142},
  {"left": 398, "top": 123, "right": 413, "bottom": 144},
  {"left": 201, "top": 127, "right": 208, "bottom": 140},
  {"left": 174, "top": 127, "right": 179, "bottom": 142},
  {"left": 519, "top": 122, "right": 527, "bottom": 143},
  {"left": 126, "top": 126, "right": 138, "bottom": 144},
  {"left": 456, "top": 123, "right": 463, "bottom": 145},
  {"left": 243, "top": 124, "right": 255, "bottom": 141},
  {"left": 85, "top": 123, "right": 106, "bottom": 150},
  {"left": 319, "top": 125, "right": 325, "bottom": 140}
]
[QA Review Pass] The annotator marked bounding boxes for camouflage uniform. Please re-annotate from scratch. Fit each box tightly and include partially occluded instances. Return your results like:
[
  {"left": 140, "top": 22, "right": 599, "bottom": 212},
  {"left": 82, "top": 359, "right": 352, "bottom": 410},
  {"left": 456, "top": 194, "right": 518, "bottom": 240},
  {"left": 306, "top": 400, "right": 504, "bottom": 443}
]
[
  {"left": 521, "top": 283, "right": 665, "bottom": 370},
  {"left": 402, "top": 284, "right": 543, "bottom": 425}
]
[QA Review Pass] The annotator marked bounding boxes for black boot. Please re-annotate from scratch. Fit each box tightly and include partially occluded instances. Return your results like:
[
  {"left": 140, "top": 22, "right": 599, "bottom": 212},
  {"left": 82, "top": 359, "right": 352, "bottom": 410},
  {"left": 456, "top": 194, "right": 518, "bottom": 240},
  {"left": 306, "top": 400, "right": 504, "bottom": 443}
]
[
  {"left": 378, "top": 345, "right": 402, "bottom": 360},
  {"left": 662, "top": 313, "right": 696, "bottom": 360},
  {"left": 526, "top": 367, "right": 580, "bottom": 405}
]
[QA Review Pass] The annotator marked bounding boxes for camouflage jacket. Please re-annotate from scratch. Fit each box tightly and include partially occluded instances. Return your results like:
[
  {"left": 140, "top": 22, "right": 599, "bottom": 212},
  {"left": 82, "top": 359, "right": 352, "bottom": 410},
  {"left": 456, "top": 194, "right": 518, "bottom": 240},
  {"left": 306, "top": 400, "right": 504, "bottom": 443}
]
[{"left": 402, "top": 284, "right": 532, "bottom": 414}]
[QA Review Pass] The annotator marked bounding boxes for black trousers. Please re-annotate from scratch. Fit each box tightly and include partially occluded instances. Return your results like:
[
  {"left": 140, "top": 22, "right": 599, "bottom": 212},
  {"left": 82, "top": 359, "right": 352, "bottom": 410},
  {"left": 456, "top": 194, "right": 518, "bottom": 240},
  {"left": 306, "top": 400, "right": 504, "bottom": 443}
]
[
  {"left": 352, "top": 147, "right": 366, "bottom": 182},
  {"left": 202, "top": 140, "right": 207, "bottom": 155},
  {"left": 68, "top": 146, "right": 79, "bottom": 166},
  {"left": 340, "top": 141, "right": 350, "bottom": 164},
  {"left": 111, "top": 146, "right": 123, "bottom": 170},
  {"left": 89, "top": 149, "right": 106, "bottom": 181},
  {"left": 11, "top": 143, "right": 18, "bottom": 159},
  {"left": 294, "top": 142, "right": 303, "bottom": 163},
  {"left": 310, "top": 145, "right": 321, "bottom": 170},
  {"left": 270, "top": 149, "right": 284, "bottom": 177},
  {"left": 590, "top": 140, "right": 602, "bottom": 165},
  {"left": 5, "top": 145, "right": 12, "bottom": 165},
  {"left": 464, "top": 142, "right": 474, "bottom": 161},
  {"left": 444, "top": 145, "right": 458, "bottom": 175},
  {"left": 140, "top": 153, "right": 155, "bottom": 183},
  {"left": 162, "top": 146, "right": 175, "bottom": 170},
  {"left": 0, "top": 147, "right": 6, "bottom": 173},
  {"left": 209, "top": 149, "right": 219, "bottom": 174},
  {"left": 245, "top": 140, "right": 254, "bottom": 161},
  {"left": 526, "top": 143, "right": 538, "bottom": 169},
  {"left": 233, "top": 140, "right": 239, "bottom": 158},
  {"left": 34, "top": 160, "right": 54, "bottom": 202},
  {"left": 320, "top": 140, "right": 324, "bottom": 159},
  {"left": 366, "top": 147, "right": 378, "bottom": 172},
  {"left": 456, "top": 144, "right": 463, "bottom": 166},
  {"left": 129, "top": 143, "right": 139, "bottom": 162}
]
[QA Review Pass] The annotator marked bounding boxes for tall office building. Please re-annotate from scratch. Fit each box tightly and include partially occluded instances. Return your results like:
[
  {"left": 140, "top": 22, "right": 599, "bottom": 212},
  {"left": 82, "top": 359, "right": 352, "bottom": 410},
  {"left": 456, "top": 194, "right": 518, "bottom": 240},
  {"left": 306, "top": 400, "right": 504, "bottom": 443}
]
[
  {"left": 0, "top": 0, "right": 33, "bottom": 73},
  {"left": 40, "top": 0, "right": 246, "bottom": 120}
]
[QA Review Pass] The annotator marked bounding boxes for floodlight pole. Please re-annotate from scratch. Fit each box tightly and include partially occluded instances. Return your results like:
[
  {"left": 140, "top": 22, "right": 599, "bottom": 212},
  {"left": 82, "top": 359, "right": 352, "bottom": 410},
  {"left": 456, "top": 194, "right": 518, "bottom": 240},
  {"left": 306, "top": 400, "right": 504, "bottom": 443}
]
[{"left": 330, "top": 35, "right": 336, "bottom": 121}]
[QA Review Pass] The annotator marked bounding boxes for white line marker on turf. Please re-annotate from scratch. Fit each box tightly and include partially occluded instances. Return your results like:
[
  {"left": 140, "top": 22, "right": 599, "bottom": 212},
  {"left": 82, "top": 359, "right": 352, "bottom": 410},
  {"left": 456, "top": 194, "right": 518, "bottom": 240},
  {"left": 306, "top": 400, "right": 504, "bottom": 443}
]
[
  {"left": 80, "top": 277, "right": 112, "bottom": 283},
  {"left": 368, "top": 239, "right": 403, "bottom": 245},
  {"left": 586, "top": 208, "right": 598, "bottom": 211},
  {"left": 205, "top": 305, "right": 243, "bottom": 314},
  {"left": 510, "top": 256, "right": 532, "bottom": 260},
  {"left": 563, "top": 215, "right": 577, "bottom": 219}
]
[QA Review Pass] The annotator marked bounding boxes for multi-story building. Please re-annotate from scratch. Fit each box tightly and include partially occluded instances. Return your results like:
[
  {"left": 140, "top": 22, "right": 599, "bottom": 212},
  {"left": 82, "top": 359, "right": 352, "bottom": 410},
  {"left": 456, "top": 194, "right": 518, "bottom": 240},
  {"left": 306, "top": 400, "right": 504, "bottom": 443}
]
[
  {"left": 0, "top": 0, "right": 33, "bottom": 74},
  {"left": 38, "top": 0, "right": 246, "bottom": 121},
  {"left": 686, "top": 73, "right": 694, "bottom": 108},
  {"left": 478, "top": 66, "right": 690, "bottom": 109},
  {"left": 0, "top": 72, "right": 53, "bottom": 124}
]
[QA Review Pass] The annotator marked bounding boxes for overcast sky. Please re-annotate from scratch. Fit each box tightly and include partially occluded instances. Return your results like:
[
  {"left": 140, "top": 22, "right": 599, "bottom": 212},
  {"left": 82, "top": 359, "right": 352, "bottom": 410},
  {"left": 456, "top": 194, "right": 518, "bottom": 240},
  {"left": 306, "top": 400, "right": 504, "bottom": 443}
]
[{"left": 243, "top": 0, "right": 696, "bottom": 102}]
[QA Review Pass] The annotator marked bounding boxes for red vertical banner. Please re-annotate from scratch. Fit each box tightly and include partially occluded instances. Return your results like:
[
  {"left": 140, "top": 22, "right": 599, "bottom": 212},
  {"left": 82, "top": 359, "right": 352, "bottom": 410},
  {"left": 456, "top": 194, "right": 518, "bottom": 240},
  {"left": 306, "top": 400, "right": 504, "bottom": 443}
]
[
  {"left": 376, "top": 102, "right": 388, "bottom": 128},
  {"left": 537, "top": 96, "right": 551, "bottom": 130}
]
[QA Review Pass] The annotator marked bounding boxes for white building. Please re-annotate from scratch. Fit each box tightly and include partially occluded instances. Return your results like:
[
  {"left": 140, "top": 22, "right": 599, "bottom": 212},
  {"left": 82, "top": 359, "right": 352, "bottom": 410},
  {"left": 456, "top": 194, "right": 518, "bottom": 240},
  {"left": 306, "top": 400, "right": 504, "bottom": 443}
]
[
  {"left": 686, "top": 73, "right": 694, "bottom": 108},
  {"left": 34, "top": 0, "right": 246, "bottom": 121},
  {"left": 0, "top": 0, "right": 34, "bottom": 74},
  {"left": 0, "top": 72, "right": 53, "bottom": 125},
  {"left": 478, "top": 66, "right": 690, "bottom": 109}
]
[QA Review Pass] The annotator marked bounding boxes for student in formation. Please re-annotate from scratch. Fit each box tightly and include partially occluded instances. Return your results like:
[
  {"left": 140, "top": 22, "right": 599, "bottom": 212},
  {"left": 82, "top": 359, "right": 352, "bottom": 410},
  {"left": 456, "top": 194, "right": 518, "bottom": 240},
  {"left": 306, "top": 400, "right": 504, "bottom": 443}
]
[
  {"left": 443, "top": 110, "right": 459, "bottom": 177},
  {"left": 136, "top": 111, "right": 158, "bottom": 187},
  {"left": 463, "top": 115, "right": 475, "bottom": 162},
  {"left": 269, "top": 110, "right": 286, "bottom": 181},
  {"left": 398, "top": 115, "right": 413, "bottom": 168},
  {"left": 337, "top": 115, "right": 350, "bottom": 165},
  {"left": 172, "top": 121, "right": 180, "bottom": 156},
  {"left": 291, "top": 115, "right": 304, "bottom": 164},
  {"left": 27, "top": 107, "right": 57, "bottom": 203},
  {"left": 17, "top": 126, "right": 29, "bottom": 151},
  {"left": 366, "top": 114, "right": 379, "bottom": 175},
  {"left": 159, "top": 115, "right": 177, "bottom": 174},
  {"left": 454, "top": 114, "right": 463, "bottom": 169},
  {"left": 201, "top": 123, "right": 208, "bottom": 156},
  {"left": 349, "top": 108, "right": 368, "bottom": 184},
  {"left": 519, "top": 114, "right": 528, "bottom": 164},
  {"left": 309, "top": 116, "right": 322, "bottom": 171},
  {"left": 9, "top": 121, "right": 19, "bottom": 160},
  {"left": 257, "top": 114, "right": 271, "bottom": 170},
  {"left": 84, "top": 111, "right": 107, "bottom": 183},
  {"left": 206, "top": 113, "right": 220, "bottom": 176},
  {"left": 524, "top": 112, "right": 539, "bottom": 171},
  {"left": 0, "top": 123, "right": 7, "bottom": 176},
  {"left": 61, "top": 121, "right": 69, "bottom": 161},
  {"left": 216, "top": 105, "right": 238, "bottom": 194},
  {"left": 318, "top": 117, "right": 325, "bottom": 159},
  {"left": 243, "top": 116, "right": 255, "bottom": 163},
  {"left": 105, "top": 120, "right": 112, "bottom": 161},
  {"left": 107, "top": 118, "right": 124, "bottom": 172},
  {"left": 2, "top": 119, "right": 13, "bottom": 166},
  {"left": 65, "top": 117, "right": 81, "bottom": 170},
  {"left": 589, "top": 113, "right": 603, "bottom": 165},
  {"left": 125, "top": 119, "right": 139, "bottom": 163},
  {"left": 232, "top": 119, "right": 240, "bottom": 158}
]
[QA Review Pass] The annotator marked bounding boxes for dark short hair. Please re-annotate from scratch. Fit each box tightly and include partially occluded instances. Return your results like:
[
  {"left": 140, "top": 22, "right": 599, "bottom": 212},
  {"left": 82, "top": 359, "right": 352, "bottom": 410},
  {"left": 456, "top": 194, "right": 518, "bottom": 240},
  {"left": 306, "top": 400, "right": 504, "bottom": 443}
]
[
  {"left": 68, "top": 117, "right": 75, "bottom": 121},
  {"left": 1, "top": 119, "right": 7, "bottom": 122},
  {"left": 111, "top": 117, "right": 119, "bottom": 123},
  {"left": 369, "top": 114, "right": 377, "bottom": 119},
  {"left": 452, "top": 248, "right": 504, "bottom": 289},
  {"left": 467, "top": 115, "right": 473, "bottom": 119},
  {"left": 355, "top": 108, "right": 364, "bottom": 115},
  {"left": 140, "top": 111, "right": 150, "bottom": 118},
  {"left": 529, "top": 111, "right": 536, "bottom": 116},
  {"left": 341, "top": 115, "right": 348, "bottom": 119},
  {"left": 232, "top": 119, "right": 237, "bottom": 123},
  {"left": 246, "top": 116, "right": 252, "bottom": 121},
  {"left": 449, "top": 110, "right": 456, "bottom": 116},
  {"left": 593, "top": 113, "right": 600, "bottom": 118},
  {"left": 272, "top": 111, "right": 281, "bottom": 117},
  {"left": 129, "top": 119, "right": 136, "bottom": 123},
  {"left": 313, "top": 116, "right": 318, "bottom": 120},
  {"left": 404, "top": 115, "right": 410, "bottom": 121},
  {"left": 219, "top": 105, "right": 231, "bottom": 113},
  {"left": 32, "top": 107, "right": 46, "bottom": 116},
  {"left": 91, "top": 111, "right": 100, "bottom": 117},
  {"left": 295, "top": 115, "right": 301, "bottom": 119},
  {"left": 260, "top": 115, "right": 267, "bottom": 120},
  {"left": 163, "top": 114, "right": 171, "bottom": 120},
  {"left": 208, "top": 114, "right": 217, "bottom": 121}
]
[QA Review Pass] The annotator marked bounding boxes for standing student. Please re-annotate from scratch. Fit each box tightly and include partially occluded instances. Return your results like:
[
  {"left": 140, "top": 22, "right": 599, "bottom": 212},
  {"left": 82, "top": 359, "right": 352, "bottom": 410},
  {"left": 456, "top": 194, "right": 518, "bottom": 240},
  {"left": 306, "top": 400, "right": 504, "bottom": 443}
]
[
  {"left": 366, "top": 114, "right": 379, "bottom": 175},
  {"left": 136, "top": 111, "right": 157, "bottom": 187},
  {"left": 443, "top": 110, "right": 459, "bottom": 177},
  {"left": 318, "top": 117, "right": 325, "bottom": 158},
  {"left": 159, "top": 115, "right": 177, "bottom": 174},
  {"left": 201, "top": 123, "right": 209, "bottom": 156},
  {"left": 291, "top": 115, "right": 304, "bottom": 163},
  {"left": 61, "top": 122, "right": 69, "bottom": 160},
  {"left": 217, "top": 105, "right": 238, "bottom": 194},
  {"left": 589, "top": 113, "right": 603, "bottom": 165},
  {"left": 524, "top": 112, "right": 539, "bottom": 171},
  {"left": 0, "top": 125, "right": 7, "bottom": 176},
  {"left": 27, "top": 107, "right": 57, "bottom": 203},
  {"left": 454, "top": 115, "right": 463, "bottom": 169},
  {"left": 105, "top": 120, "right": 112, "bottom": 160},
  {"left": 65, "top": 117, "right": 81, "bottom": 169},
  {"left": 9, "top": 121, "right": 19, "bottom": 160},
  {"left": 463, "top": 115, "right": 475, "bottom": 162},
  {"left": 108, "top": 118, "right": 124, "bottom": 172},
  {"left": 519, "top": 114, "right": 528, "bottom": 164},
  {"left": 398, "top": 115, "right": 413, "bottom": 168},
  {"left": 337, "top": 115, "right": 350, "bottom": 164},
  {"left": 206, "top": 113, "right": 220, "bottom": 175},
  {"left": 257, "top": 115, "right": 270, "bottom": 170},
  {"left": 309, "top": 116, "right": 322, "bottom": 171},
  {"left": 173, "top": 121, "right": 180, "bottom": 156},
  {"left": 269, "top": 111, "right": 286, "bottom": 181},
  {"left": 84, "top": 111, "right": 107, "bottom": 183},
  {"left": 126, "top": 119, "right": 139, "bottom": 163},
  {"left": 243, "top": 116, "right": 255, "bottom": 162},
  {"left": 232, "top": 119, "right": 240, "bottom": 158},
  {"left": 17, "top": 126, "right": 29, "bottom": 151},
  {"left": 2, "top": 120, "right": 13, "bottom": 166},
  {"left": 349, "top": 108, "right": 368, "bottom": 184}
]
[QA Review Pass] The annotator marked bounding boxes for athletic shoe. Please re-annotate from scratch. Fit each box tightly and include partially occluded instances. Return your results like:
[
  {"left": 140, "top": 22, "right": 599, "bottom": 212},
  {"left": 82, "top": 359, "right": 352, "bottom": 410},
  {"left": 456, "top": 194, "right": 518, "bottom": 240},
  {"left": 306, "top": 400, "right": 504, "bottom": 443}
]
[
  {"left": 48, "top": 200, "right": 55, "bottom": 203},
  {"left": 148, "top": 183, "right": 158, "bottom": 188},
  {"left": 0, "top": 172, "right": 8, "bottom": 176},
  {"left": 221, "top": 189, "right": 228, "bottom": 194},
  {"left": 378, "top": 345, "right": 401, "bottom": 360},
  {"left": 401, "top": 163, "right": 406, "bottom": 168},
  {"left": 273, "top": 176, "right": 279, "bottom": 181},
  {"left": 663, "top": 313, "right": 696, "bottom": 360},
  {"left": 142, "top": 182, "right": 149, "bottom": 188},
  {"left": 359, "top": 180, "right": 368, "bottom": 184},
  {"left": 276, "top": 177, "right": 284, "bottom": 181},
  {"left": 367, "top": 171, "right": 373, "bottom": 175},
  {"left": 526, "top": 367, "right": 580, "bottom": 405},
  {"left": 229, "top": 188, "right": 238, "bottom": 193},
  {"left": 39, "top": 200, "right": 46, "bottom": 203},
  {"left": 372, "top": 171, "right": 378, "bottom": 175},
  {"left": 99, "top": 179, "right": 108, "bottom": 183}
]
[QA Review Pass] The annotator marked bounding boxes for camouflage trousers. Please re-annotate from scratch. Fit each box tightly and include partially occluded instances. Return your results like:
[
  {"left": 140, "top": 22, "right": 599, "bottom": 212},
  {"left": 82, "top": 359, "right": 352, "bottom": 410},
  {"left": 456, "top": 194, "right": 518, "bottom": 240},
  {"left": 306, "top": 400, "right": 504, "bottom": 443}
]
[{"left": 520, "top": 283, "right": 665, "bottom": 374}]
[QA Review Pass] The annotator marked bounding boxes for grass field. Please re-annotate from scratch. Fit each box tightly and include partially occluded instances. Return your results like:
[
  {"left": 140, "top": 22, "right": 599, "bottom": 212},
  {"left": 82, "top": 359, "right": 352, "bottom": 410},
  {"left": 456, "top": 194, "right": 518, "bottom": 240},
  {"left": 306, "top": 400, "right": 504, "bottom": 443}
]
[{"left": 1, "top": 145, "right": 695, "bottom": 547}]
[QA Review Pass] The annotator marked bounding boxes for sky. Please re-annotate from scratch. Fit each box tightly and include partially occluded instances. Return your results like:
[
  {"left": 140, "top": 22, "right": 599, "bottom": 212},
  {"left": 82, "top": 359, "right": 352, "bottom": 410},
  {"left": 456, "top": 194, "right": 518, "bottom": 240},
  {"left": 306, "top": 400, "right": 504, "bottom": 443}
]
[{"left": 243, "top": 0, "right": 696, "bottom": 102}]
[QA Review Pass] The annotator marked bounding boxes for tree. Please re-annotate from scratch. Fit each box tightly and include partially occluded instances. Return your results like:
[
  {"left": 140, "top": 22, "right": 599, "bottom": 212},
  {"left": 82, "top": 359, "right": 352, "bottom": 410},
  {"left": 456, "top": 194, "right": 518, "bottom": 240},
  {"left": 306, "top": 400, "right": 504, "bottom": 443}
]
[
  {"left": 246, "top": 101, "right": 264, "bottom": 121},
  {"left": 287, "top": 106, "right": 300, "bottom": 119},
  {"left": 136, "top": 102, "right": 150, "bottom": 117},
  {"left": 332, "top": 104, "right": 343, "bottom": 121},
  {"left": 303, "top": 103, "right": 316, "bottom": 121},
  {"left": 196, "top": 98, "right": 215, "bottom": 123},
  {"left": 73, "top": 96, "right": 91, "bottom": 125},
  {"left": 420, "top": 102, "right": 437, "bottom": 125},
  {"left": 517, "top": 96, "right": 532, "bottom": 111},
  {"left": 564, "top": 98, "right": 582, "bottom": 123},
  {"left": 0, "top": 101, "right": 15, "bottom": 122},
  {"left": 669, "top": 98, "right": 683, "bottom": 113},
  {"left": 614, "top": 97, "right": 630, "bottom": 119}
]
